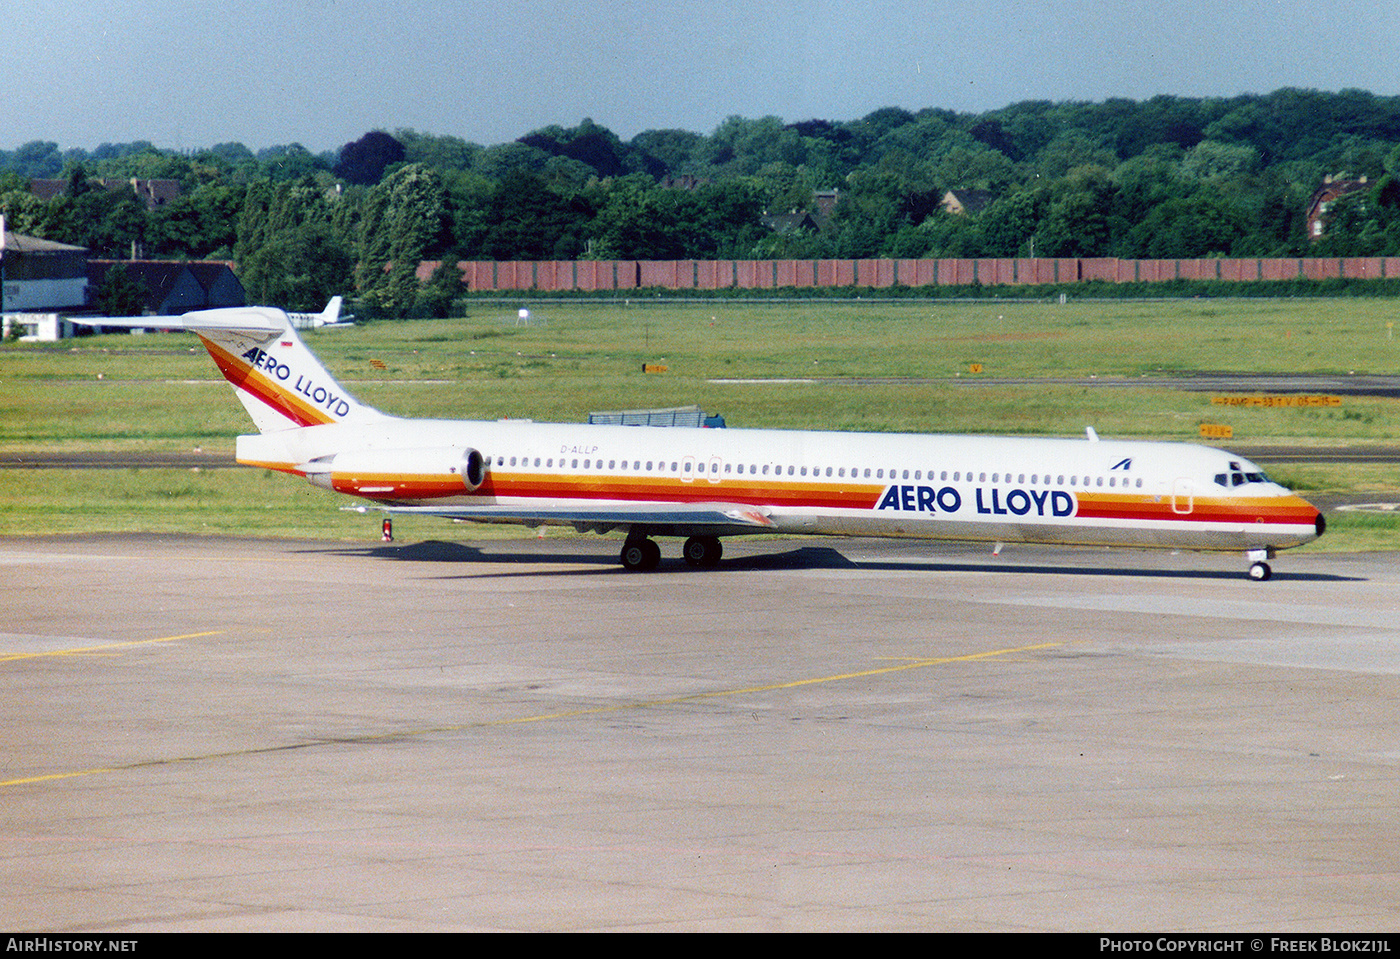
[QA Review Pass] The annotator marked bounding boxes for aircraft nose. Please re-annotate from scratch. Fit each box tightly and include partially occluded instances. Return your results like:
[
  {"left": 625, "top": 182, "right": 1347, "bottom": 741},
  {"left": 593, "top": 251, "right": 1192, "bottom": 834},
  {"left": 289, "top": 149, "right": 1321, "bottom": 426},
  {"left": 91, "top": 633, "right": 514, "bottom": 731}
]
[{"left": 1315, "top": 512, "right": 1327, "bottom": 537}]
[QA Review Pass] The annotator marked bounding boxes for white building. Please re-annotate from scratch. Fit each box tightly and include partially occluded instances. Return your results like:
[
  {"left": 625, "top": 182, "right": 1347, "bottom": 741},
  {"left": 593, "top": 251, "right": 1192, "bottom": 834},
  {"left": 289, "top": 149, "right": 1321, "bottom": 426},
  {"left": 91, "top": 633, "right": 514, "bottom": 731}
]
[{"left": 1, "top": 225, "right": 89, "bottom": 339}]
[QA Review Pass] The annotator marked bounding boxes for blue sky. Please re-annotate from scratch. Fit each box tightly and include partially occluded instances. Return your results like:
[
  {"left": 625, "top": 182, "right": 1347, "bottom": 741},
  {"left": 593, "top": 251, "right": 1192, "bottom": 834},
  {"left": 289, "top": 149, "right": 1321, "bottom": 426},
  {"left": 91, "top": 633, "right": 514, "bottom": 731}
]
[{"left": 7, "top": 0, "right": 1399, "bottom": 153}]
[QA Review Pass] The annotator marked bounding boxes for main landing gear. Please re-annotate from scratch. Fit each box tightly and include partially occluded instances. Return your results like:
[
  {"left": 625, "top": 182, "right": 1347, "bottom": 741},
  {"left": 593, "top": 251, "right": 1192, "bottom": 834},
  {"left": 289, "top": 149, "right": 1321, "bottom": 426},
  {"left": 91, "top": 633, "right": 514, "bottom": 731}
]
[
  {"left": 681, "top": 535, "right": 723, "bottom": 568},
  {"left": 619, "top": 534, "right": 723, "bottom": 571},
  {"left": 620, "top": 536, "right": 661, "bottom": 572}
]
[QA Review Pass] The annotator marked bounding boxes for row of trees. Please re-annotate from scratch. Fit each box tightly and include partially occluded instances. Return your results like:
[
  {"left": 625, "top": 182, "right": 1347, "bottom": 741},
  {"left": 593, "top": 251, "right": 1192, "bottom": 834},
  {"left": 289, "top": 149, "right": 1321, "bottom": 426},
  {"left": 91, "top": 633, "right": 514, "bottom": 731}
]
[{"left": 5, "top": 88, "right": 1400, "bottom": 314}]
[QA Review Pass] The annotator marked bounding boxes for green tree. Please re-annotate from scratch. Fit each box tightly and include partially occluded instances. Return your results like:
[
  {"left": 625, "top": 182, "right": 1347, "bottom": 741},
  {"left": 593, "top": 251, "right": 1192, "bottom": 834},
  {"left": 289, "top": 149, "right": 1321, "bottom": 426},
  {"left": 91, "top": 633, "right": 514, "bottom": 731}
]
[
  {"left": 257, "top": 144, "right": 329, "bottom": 182},
  {"left": 478, "top": 168, "right": 595, "bottom": 259},
  {"left": 95, "top": 263, "right": 148, "bottom": 315},
  {"left": 412, "top": 258, "right": 463, "bottom": 318},
  {"left": 241, "top": 220, "right": 353, "bottom": 311},
  {"left": 977, "top": 189, "right": 1046, "bottom": 257},
  {"left": 148, "top": 184, "right": 241, "bottom": 258},
  {"left": 355, "top": 164, "right": 449, "bottom": 317},
  {"left": 235, "top": 177, "right": 353, "bottom": 311},
  {"left": 1035, "top": 165, "right": 1121, "bottom": 257},
  {"left": 36, "top": 166, "right": 148, "bottom": 256},
  {"left": 1121, "top": 193, "right": 1248, "bottom": 258},
  {"left": 630, "top": 128, "right": 707, "bottom": 178},
  {"left": 9, "top": 141, "right": 64, "bottom": 178}
]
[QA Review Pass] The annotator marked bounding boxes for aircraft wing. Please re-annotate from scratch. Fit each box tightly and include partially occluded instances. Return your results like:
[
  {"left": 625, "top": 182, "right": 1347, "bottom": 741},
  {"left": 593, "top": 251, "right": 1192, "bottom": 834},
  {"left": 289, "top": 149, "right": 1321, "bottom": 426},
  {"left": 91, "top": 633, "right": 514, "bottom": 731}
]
[{"left": 381, "top": 501, "right": 776, "bottom": 536}]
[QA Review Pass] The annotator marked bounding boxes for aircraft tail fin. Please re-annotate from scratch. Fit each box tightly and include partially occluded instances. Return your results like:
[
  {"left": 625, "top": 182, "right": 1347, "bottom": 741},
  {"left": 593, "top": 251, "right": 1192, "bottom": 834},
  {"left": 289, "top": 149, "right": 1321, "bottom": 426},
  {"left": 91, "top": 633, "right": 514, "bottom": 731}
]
[
  {"left": 187, "top": 306, "right": 385, "bottom": 432},
  {"left": 94, "top": 307, "right": 385, "bottom": 433}
]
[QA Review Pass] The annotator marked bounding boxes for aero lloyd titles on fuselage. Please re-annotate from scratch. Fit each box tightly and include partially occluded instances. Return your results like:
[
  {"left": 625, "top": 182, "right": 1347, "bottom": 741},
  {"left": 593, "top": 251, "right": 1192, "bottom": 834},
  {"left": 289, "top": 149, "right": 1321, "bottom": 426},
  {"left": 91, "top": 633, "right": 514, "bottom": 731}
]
[
  {"left": 876, "top": 483, "right": 1077, "bottom": 518},
  {"left": 242, "top": 346, "right": 352, "bottom": 419}
]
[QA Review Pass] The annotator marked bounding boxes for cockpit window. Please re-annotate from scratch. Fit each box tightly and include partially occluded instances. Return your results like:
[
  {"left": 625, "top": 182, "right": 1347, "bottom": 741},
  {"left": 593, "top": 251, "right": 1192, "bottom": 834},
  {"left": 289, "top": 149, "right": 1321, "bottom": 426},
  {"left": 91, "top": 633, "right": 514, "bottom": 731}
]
[{"left": 1214, "top": 467, "right": 1270, "bottom": 488}]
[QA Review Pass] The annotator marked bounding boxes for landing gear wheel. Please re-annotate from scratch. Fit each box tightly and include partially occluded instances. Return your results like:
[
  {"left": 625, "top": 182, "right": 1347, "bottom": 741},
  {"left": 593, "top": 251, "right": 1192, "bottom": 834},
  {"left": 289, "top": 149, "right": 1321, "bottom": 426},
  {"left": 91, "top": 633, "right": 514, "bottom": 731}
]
[
  {"left": 1248, "top": 561, "right": 1272, "bottom": 581},
  {"left": 682, "top": 535, "right": 723, "bottom": 568},
  {"left": 620, "top": 537, "right": 661, "bottom": 572}
]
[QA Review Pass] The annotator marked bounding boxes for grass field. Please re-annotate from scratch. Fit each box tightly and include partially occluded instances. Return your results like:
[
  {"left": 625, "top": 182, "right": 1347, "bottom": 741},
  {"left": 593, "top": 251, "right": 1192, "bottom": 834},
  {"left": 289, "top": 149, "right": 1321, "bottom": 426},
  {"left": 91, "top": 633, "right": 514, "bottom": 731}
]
[{"left": 2, "top": 297, "right": 1397, "bottom": 548}]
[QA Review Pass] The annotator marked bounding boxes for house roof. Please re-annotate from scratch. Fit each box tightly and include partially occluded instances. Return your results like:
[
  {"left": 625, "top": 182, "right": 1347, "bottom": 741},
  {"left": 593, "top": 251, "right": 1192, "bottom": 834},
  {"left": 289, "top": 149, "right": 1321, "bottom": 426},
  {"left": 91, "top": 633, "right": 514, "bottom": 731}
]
[
  {"left": 1305, "top": 175, "right": 1372, "bottom": 241},
  {"left": 812, "top": 189, "right": 841, "bottom": 218},
  {"left": 29, "top": 178, "right": 183, "bottom": 211},
  {"left": 941, "top": 189, "right": 994, "bottom": 215},
  {"left": 87, "top": 260, "right": 244, "bottom": 313},
  {"left": 1, "top": 229, "right": 87, "bottom": 254},
  {"left": 1306, "top": 176, "right": 1370, "bottom": 217},
  {"left": 761, "top": 211, "right": 823, "bottom": 234}
]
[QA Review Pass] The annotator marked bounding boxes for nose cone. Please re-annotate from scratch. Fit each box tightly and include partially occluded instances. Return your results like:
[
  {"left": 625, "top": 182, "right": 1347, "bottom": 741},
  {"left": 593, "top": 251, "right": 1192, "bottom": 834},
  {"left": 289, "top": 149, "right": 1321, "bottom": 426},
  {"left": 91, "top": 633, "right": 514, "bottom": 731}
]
[{"left": 1274, "top": 492, "right": 1325, "bottom": 546}]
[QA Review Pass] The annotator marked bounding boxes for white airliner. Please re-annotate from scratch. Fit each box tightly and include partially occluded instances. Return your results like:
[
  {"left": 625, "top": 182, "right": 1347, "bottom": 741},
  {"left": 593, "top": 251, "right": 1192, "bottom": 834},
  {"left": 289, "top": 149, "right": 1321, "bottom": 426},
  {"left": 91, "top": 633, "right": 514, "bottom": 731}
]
[{"left": 107, "top": 306, "right": 1324, "bottom": 580}]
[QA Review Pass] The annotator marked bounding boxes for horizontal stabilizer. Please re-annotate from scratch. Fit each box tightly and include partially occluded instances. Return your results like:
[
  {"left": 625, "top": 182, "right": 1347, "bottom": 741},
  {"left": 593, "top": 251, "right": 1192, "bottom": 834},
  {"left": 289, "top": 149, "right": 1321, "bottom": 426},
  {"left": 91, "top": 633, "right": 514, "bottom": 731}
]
[
  {"left": 75, "top": 306, "right": 382, "bottom": 432},
  {"left": 75, "top": 307, "right": 288, "bottom": 338}
]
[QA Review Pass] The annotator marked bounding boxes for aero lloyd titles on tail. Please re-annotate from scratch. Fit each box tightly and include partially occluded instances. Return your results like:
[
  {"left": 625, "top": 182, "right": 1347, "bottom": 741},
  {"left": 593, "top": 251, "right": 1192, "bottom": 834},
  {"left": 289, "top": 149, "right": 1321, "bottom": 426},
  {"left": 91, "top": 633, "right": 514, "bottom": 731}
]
[
  {"left": 95, "top": 307, "right": 1324, "bottom": 580},
  {"left": 240, "top": 345, "right": 353, "bottom": 420}
]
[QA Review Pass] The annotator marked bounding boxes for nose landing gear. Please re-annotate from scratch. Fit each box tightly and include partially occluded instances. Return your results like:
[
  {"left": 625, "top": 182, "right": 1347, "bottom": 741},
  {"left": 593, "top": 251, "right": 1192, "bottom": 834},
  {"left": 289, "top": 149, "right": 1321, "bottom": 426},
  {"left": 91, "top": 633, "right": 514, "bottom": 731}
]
[{"left": 1246, "top": 548, "right": 1274, "bottom": 582}]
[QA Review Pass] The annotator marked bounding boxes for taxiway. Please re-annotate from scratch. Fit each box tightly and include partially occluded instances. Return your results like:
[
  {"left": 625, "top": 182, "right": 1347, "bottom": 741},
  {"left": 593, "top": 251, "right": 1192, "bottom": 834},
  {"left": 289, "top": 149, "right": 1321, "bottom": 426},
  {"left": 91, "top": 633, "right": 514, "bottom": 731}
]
[{"left": 2, "top": 534, "right": 1398, "bottom": 931}]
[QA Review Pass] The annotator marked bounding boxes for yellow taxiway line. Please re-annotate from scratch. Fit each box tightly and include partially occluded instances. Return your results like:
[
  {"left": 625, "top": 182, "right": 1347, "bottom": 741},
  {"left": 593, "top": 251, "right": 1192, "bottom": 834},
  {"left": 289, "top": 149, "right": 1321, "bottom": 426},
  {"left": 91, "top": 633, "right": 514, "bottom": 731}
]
[{"left": 0, "top": 640, "right": 1059, "bottom": 789}]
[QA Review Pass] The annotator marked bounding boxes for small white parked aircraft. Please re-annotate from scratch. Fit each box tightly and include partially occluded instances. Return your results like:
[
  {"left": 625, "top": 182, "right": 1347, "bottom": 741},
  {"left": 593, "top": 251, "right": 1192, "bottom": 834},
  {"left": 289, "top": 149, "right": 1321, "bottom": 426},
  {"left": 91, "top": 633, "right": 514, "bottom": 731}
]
[
  {"left": 286, "top": 296, "right": 352, "bottom": 330},
  {"left": 105, "top": 306, "right": 1325, "bottom": 579}
]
